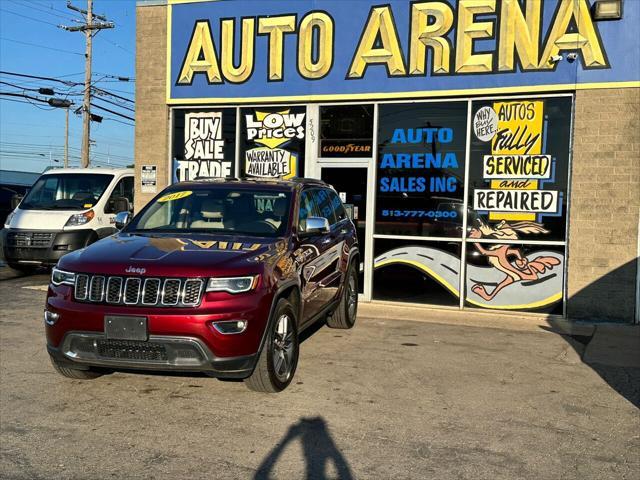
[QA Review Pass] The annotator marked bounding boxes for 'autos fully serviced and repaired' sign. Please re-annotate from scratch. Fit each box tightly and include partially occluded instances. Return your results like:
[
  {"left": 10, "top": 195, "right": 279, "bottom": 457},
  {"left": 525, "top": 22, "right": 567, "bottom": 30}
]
[{"left": 167, "top": 0, "right": 639, "bottom": 104}]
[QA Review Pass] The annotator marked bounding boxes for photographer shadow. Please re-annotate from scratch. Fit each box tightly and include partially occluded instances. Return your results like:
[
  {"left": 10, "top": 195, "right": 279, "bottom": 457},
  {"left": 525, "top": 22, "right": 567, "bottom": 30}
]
[{"left": 254, "top": 416, "right": 353, "bottom": 480}]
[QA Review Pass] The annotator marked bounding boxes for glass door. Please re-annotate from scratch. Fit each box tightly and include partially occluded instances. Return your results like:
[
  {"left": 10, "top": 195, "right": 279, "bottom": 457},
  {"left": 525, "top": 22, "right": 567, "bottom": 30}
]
[{"left": 320, "top": 166, "right": 369, "bottom": 294}]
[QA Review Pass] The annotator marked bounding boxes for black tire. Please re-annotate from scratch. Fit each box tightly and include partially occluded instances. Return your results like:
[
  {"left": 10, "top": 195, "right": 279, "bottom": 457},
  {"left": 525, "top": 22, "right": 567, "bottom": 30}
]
[
  {"left": 49, "top": 355, "right": 103, "bottom": 380},
  {"left": 7, "top": 262, "right": 40, "bottom": 275},
  {"left": 245, "top": 298, "right": 299, "bottom": 393},
  {"left": 327, "top": 260, "right": 358, "bottom": 329}
]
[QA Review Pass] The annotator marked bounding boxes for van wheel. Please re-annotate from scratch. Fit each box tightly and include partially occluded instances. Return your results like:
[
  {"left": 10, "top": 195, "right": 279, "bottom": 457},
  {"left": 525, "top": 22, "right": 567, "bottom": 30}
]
[
  {"left": 245, "top": 298, "right": 299, "bottom": 393},
  {"left": 49, "top": 356, "right": 103, "bottom": 380},
  {"left": 327, "top": 261, "right": 358, "bottom": 329}
]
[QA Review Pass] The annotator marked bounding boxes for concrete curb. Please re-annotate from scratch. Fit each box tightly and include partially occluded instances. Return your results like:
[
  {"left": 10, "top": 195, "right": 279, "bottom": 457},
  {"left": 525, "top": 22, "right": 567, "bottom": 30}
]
[{"left": 359, "top": 301, "right": 621, "bottom": 337}]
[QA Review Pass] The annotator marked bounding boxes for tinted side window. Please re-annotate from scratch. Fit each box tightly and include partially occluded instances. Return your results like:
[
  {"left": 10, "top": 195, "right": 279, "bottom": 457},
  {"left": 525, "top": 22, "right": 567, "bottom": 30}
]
[
  {"left": 298, "top": 190, "right": 317, "bottom": 231},
  {"left": 313, "top": 188, "right": 337, "bottom": 226},
  {"left": 326, "top": 189, "right": 347, "bottom": 223}
]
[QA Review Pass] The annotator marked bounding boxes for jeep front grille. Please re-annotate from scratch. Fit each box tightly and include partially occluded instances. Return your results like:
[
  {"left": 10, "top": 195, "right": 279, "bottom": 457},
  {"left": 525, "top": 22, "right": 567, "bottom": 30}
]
[
  {"left": 96, "top": 340, "right": 169, "bottom": 361},
  {"left": 73, "top": 274, "right": 204, "bottom": 308}
]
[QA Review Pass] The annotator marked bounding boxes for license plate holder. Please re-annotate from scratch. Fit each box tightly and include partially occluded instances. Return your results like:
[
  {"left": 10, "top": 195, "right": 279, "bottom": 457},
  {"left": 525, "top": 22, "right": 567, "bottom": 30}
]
[{"left": 104, "top": 315, "right": 148, "bottom": 341}]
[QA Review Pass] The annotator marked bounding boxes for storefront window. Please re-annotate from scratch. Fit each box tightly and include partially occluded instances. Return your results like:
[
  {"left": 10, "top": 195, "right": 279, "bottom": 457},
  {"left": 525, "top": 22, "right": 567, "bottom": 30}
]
[
  {"left": 319, "top": 105, "right": 373, "bottom": 158},
  {"left": 373, "top": 239, "right": 461, "bottom": 307},
  {"left": 240, "top": 106, "right": 307, "bottom": 179},
  {"left": 375, "top": 102, "right": 467, "bottom": 237},
  {"left": 464, "top": 243, "right": 565, "bottom": 315},
  {"left": 465, "top": 96, "right": 572, "bottom": 314},
  {"left": 171, "top": 108, "right": 237, "bottom": 182}
]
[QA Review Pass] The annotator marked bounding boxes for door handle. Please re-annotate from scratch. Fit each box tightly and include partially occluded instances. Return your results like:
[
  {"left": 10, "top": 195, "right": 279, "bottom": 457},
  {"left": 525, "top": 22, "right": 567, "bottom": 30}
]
[{"left": 321, "top": 237, "right": 332, "bottom": 245}]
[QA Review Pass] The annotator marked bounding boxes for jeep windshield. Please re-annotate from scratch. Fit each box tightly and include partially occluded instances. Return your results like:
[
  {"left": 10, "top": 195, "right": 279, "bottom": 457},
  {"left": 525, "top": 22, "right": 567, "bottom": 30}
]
[
  {"left": 128, "top": 187, "right": 292, "bottom": 238},
  {"left": 20, "top": 173, "right": 114, "bottom": 211}
]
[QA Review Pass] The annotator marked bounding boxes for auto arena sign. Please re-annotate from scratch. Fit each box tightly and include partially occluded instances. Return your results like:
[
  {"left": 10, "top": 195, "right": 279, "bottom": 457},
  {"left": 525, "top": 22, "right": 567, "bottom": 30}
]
[{"left": 168, "top": 0, "right": 640, "bottom": 103}]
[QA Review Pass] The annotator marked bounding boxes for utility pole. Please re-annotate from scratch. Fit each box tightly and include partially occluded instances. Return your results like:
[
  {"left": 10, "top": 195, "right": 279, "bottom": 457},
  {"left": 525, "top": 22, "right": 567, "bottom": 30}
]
[
  {"left": 59, "top": 1, "right": 114, "bottom": 168},
  {"left": 64, "top": 107, "right": 69, "bottom": 168}
]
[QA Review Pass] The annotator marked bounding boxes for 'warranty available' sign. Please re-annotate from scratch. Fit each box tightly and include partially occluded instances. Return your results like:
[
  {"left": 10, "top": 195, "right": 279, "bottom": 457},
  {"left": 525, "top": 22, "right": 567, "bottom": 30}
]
[{"left": 244, "top": 110, "right": 305, "bottom": 179}]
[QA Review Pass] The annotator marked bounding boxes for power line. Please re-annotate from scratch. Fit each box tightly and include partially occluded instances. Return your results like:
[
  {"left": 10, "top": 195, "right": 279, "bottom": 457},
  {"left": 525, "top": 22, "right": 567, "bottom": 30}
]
[
  {"left": 96, "top": 35, "right": 134, "bottom": 56},
  {"left": 0, "top": 80, "right": 53, "bottom": 93},
  {"left": 91, "top": 95, "right": 134, "bottom": 112},
  {"left": 90, "top": 101, "right": 134, "bottom": 121},
  {"left": 0, "top": 91, "right": 49, "bottom": 103},
  {"left": 102, "top": 117, "right": 135, "bottom": 127},
  {"left": 0, "top": 70, "right": 80, "bottom": 86},
  {"left": 7, "top": 0, "right": 78, "bottom": 22},
  {"left": 92, "top": 86, "right": 134, "bottom": 104},
  {"left": 0, "top": 37, "right": 85, "bottom": 56},
  {"left": 0, "top": 8, "right": 60, "bottom": 27},
  {"left": 0, "top": 97, "right": 36, "bottom": 105}
]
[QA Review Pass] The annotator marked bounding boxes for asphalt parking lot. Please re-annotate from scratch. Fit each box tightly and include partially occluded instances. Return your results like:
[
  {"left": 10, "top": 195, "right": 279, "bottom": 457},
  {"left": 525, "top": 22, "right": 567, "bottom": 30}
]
[{"left": 1, "top": 268, "right": 639, "bottom": 480}]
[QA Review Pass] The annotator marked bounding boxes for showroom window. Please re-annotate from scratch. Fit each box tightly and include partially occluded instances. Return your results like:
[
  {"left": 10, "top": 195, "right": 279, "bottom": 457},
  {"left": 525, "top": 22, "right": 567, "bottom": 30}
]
[
  {"left": 319, "top": 105, "right": 374, "bottom": 158},
  {"left": 171, "top": 108, "right": 237, "bottom": 182},
  {"left": 465, "top": 96, "right": 572, "bottom": 315},
  {"left": 372, "top": 96, "right": 572, "bottom": 314},
  {"left": 240, "top": 106, "right": 307, "bottom": 179}
]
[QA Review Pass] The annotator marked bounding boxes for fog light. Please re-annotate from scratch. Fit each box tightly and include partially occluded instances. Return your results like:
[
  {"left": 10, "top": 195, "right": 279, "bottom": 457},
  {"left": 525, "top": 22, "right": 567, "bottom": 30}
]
[
  {"left": 212, "top": 320, "right": 247, "bottom": 334},
  {"left": 44, "top": 310, "right": 60, "bottom": 326},
  {"left": 592, "top": 0, "right": 623, "bottom": 20}
]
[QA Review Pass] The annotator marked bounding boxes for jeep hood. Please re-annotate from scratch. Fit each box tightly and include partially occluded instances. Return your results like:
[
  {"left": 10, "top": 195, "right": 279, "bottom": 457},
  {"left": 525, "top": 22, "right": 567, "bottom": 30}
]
[{"left": 58, "top": 232, "right": 283, "bottom": 277}]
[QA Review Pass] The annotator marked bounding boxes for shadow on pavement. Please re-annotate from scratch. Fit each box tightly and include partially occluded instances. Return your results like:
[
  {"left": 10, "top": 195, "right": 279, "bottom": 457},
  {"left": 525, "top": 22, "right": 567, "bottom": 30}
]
[
  {"left": 254, "top": 417, "right": 353, "bottom": 480},
  {"left": 544, "top": 258, "right": 640, "bottom": 409}
]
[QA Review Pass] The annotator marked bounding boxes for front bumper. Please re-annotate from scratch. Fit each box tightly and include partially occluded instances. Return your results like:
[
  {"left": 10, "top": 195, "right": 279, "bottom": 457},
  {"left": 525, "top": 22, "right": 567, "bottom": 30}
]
[
  {"left": 2, "top": 228, "right": 95, "bottom": 266},
  {"left": 45, "top": 281, "right": 275, "bottom": 376},
  {"left": 47, "top": 331, "right": 257, "bottom": 378}
]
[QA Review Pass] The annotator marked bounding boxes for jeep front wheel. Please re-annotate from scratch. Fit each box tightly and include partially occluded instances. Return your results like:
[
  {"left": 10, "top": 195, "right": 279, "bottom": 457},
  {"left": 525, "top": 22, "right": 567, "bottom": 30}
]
[
  {"left": 245, "top": 298, "right": 299, "bottom": 393},
  {"left": 49, "top": 355, "right": 103, "bottom": 380}
]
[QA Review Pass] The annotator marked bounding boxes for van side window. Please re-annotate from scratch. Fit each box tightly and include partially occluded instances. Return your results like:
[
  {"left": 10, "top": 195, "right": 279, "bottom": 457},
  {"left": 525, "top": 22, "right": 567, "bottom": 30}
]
[
  {"left": 122, "top": 176, "right": 134, "bottom": 204},
  {"left": 312, "top": 188, "right": 338, "bottom": 226},
  {"left": 105, "top": 177, "right": 134, "bottom": 213}
]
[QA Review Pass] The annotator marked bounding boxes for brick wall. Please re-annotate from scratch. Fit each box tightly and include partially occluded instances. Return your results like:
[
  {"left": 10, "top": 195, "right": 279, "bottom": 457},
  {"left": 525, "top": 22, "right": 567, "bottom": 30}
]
[
  {"left": 568, "top": 87, "right": 639, "bottom": 322},
  {"left": 134, "top": 4, "right": 169, "bottom": 212}
]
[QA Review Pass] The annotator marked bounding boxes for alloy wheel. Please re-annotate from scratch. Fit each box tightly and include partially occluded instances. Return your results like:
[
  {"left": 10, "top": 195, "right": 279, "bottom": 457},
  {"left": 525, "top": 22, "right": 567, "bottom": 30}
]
[
  {"left": 272, "top": 314, "right": 295, "bottom": 382},
  {"left": 347, "top": 272, "right": 357, "bottom": 321}
]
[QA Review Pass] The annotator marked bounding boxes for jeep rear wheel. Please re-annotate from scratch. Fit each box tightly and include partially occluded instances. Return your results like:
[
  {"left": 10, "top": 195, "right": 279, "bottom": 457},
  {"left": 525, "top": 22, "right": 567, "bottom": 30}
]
[
  {"left": 327, "top": 260, "right": 358, "bottom": 329},
  {"left": 245, "top": 298, "right": 299, "bottom": 393},
  {"left": 49, "top": 355, "right": 103, "bottom": 380}
]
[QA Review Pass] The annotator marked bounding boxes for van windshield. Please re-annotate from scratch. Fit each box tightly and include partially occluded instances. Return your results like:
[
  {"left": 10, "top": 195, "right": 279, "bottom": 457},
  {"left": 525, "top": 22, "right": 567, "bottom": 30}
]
[
  {"left": 128, "top": 188, "right": 292, "bottom": 238},
  {"left": 20, "top": 173, "right": 114, "bottom": 211}
]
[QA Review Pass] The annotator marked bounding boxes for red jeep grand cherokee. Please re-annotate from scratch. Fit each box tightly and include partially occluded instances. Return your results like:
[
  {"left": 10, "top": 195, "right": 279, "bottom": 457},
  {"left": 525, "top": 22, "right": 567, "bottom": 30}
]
[{"left": 45, "top": 178, "right": 359, "bottom": 392}]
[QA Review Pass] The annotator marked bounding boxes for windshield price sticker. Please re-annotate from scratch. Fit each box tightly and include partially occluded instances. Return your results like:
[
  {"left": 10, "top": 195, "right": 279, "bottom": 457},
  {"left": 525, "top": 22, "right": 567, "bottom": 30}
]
[{"left": 157, "top": 191, "right": 193, "bottom": 203}]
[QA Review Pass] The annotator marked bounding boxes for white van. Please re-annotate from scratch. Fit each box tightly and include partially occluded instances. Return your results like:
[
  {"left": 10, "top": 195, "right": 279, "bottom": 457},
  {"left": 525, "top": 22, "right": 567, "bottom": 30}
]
[{"left": 2, "top": 168, "right": 134, "bottom": 272}]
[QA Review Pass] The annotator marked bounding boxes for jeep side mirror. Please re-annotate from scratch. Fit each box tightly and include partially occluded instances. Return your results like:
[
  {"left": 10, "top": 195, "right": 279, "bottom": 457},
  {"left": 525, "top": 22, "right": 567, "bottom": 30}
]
[
  {"left": 115, "top": 211, "right": 131, "bottom": 230},
  {"left": 10, "top": 194, "right": 23, "bottom": 210},
  {"left": 302, "top": 216, "right": 330, "bottom": 235}
]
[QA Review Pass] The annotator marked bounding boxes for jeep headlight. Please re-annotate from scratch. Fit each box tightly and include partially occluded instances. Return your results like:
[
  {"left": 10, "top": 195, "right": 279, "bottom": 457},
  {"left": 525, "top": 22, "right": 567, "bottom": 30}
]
[
  {"left": 51, "top": 267, "right": 76, "bottom": 286},
  {"left": 206, "top": 276, "right": 257, "bottom": 294},
  {"left": 65, "top": 209, "right": 95, "bottom": 227}
]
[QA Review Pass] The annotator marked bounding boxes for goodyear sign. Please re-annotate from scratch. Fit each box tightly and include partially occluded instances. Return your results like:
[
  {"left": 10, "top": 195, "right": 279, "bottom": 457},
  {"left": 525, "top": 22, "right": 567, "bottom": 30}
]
[{"left": 168, "top": 0, "right": 640, "bottom": 104}]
